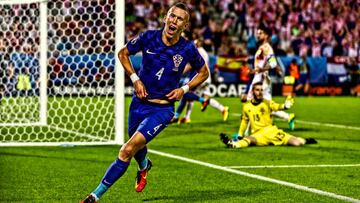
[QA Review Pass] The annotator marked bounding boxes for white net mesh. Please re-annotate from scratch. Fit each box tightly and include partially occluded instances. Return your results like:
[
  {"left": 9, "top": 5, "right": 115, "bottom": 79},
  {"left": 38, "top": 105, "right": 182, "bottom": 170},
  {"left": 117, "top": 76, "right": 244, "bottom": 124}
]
[
  {"left": 0, "top": 0, "right": 120, "bottom": 145},
  {"left": 0, "top": 3, "right": 40, "bottom": 124}
]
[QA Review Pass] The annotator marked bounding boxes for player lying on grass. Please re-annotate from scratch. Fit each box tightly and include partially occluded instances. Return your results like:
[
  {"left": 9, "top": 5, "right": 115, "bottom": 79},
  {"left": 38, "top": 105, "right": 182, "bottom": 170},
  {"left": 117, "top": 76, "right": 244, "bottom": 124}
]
[{"left": 220, "top": 81, "right": 316, "bottom": 148}]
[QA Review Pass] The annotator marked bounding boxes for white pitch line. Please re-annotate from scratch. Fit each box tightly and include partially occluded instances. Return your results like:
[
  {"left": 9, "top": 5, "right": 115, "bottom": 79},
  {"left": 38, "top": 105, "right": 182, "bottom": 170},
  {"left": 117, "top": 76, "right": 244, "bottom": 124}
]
[
  {"left": 48, "top": 125, "right": 108, "bottom": 142},
  {"left": 295, "top": 120, "right": 360, "bottom": 131},
  {"left": 231, "top": 113, "right": 360, "bottom": 131},
  {"left": 226, "top": 164, "right": 360, "bottom": 169},
  {"left": 149, "top": 149, "right": 360, "bottom": 203},
  {"left": 230, "top": 113, "right": 242, "bottom": 116}
]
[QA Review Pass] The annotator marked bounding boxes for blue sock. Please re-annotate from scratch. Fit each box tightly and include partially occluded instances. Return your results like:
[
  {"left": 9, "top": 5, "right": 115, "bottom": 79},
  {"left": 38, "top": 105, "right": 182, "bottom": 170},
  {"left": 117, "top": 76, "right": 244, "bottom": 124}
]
[
  {"left": 176, "top": 98, "right": 187, "bottom": 115},
  {"left": 138, "top": 158, "right": 148, "bottom": 171},
  {"left": 92, "top": 183, "right": 108, "bottom": 199},
  {"left": 134, "top": 147, "right": 148, "bottom": 170},
  {"left": 93, "top": 158, "right": 129, "bottom": 198}
]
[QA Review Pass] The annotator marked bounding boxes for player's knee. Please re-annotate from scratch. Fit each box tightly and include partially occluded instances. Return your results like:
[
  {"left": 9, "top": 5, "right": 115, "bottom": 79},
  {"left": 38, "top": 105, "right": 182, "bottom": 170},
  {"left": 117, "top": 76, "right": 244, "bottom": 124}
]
[{"left": 119, "top": 143, "right": 135, "bottom": 161}]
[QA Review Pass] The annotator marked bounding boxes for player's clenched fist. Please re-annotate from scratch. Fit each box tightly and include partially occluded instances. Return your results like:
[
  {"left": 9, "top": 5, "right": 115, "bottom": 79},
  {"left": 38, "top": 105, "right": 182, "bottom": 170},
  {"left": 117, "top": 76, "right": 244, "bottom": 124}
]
[
  {"left": 166, "top": 88, "right": 185, "bottom": 101},
  {"left": 133, "top": 80, "right": 148, "bottom": 99}
]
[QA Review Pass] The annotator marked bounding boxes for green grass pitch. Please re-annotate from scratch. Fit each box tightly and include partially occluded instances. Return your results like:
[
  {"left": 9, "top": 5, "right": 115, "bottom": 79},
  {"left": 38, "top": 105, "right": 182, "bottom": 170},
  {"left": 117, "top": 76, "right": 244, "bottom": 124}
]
[{"left": 0, "top": 96, "right": 359, "bottom": 202}]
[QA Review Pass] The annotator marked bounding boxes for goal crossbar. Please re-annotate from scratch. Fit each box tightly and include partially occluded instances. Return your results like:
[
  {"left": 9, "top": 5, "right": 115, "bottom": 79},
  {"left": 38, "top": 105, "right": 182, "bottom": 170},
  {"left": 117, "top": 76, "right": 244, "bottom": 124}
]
[{"left": 0, "top": 0, "right": 47, "bottom": 5}]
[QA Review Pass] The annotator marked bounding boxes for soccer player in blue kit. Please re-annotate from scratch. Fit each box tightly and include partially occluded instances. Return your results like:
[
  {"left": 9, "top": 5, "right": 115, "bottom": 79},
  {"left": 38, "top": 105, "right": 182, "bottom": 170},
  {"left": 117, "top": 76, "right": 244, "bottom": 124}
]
[{"left": 81, "top": 3, "right": 209, "bottom": 203}]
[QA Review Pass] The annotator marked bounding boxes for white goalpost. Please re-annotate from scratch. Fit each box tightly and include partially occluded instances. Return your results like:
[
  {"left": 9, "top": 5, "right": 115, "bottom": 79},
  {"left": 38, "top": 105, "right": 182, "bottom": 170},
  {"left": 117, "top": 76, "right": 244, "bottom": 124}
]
[{"left": 0, "top": 0, "right": 125, "bottom": 146}]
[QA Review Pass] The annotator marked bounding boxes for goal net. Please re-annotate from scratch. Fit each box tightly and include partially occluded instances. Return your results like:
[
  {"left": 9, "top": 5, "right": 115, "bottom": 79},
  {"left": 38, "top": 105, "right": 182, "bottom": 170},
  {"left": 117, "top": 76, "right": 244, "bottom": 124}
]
[{"left": 0, "top": 0, "right": 125, "bottom": 146}]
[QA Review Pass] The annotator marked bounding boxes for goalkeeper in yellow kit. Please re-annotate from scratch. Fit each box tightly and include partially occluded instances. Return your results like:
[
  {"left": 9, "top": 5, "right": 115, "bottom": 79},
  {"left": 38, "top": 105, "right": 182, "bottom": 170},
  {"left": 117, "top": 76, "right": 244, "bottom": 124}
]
[{"left": 220, "top": 82, "right": 316, "bottom": 148}]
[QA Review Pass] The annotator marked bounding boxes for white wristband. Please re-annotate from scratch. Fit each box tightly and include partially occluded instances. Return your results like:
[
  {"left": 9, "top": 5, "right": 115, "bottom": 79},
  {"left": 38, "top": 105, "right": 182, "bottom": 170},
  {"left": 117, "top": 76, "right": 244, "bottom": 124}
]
[
  {"left": 130, "top": 73, "right": 140, "bottom": 83},
  {"left": 180, "top": 84, "right": 190, "bottom": 93}
]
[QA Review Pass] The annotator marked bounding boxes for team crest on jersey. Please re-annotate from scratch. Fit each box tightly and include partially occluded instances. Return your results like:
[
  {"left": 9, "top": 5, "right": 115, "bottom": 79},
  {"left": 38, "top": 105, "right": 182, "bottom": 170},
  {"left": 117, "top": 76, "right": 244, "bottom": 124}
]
[
  {"left": 172, "top": 54, "right": 183, "bottom": 71},
  {"left": 260, "top": 107, "right": 265, "bottom": 114}
]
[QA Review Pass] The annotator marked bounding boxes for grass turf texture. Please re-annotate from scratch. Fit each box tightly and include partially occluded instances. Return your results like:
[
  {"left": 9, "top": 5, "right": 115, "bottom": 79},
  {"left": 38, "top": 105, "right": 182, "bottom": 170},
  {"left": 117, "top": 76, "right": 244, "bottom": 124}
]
[{"left": 0, "top": 96, "right": 359, "bottom": 202}]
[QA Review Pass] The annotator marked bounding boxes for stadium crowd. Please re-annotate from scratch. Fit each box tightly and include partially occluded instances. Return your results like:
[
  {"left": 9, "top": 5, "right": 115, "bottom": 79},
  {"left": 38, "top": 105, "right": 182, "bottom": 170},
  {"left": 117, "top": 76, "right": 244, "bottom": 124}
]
[
  {"left": 1, "top": 0, "right": 359, "bottom": 97},
  {"left": 125, "top": 0, "right": 360, "bottom": 57}
]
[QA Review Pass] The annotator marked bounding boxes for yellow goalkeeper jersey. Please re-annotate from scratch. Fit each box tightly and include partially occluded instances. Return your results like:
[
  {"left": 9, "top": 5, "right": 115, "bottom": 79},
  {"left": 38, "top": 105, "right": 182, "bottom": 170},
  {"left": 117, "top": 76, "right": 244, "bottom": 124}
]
[{"left": 238, "top": 99, "right": 284, "bottom": 135}]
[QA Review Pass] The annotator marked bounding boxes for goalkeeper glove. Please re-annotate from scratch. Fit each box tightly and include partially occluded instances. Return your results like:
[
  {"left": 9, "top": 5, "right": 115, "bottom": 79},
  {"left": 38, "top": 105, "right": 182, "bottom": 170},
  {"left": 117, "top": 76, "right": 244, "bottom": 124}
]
[{"left": 284, "top": 96, "right": 294, "bottom": 109}]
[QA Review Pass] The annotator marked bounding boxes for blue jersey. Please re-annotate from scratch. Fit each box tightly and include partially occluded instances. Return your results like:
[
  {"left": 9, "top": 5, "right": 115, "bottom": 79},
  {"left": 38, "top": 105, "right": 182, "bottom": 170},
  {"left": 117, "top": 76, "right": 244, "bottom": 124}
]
[{"left": 127, "top": 30, "right": 205, "bottom": 99}]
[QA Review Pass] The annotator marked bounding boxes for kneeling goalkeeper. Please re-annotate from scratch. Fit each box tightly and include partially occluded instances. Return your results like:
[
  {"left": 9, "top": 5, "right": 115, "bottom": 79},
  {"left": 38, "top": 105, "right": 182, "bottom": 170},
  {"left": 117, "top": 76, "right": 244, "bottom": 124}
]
[{"left": 220, "top": 81, "right": 316, "bottom": 148}]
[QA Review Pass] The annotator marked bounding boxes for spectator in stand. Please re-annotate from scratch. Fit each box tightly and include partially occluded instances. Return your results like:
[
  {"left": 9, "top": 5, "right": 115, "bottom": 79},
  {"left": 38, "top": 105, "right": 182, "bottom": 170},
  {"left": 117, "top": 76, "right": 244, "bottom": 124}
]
[
  {"left": 345, "top": 58, "right": 360, "bottom": 96},
  {"left": 3, "top": 61, "right": 15, "bottom": 97},
  {"left": 288, "top": 58, "right": 300, "bottom": 84},
  {"left": 124, "top": 1, "right": 359, "bottom": 57},
  {"left": 271, "top": 35, "right": 287, "bottom": 56},
  {"left": 0, "top": 34, "right": 5, "bottom": 53},
  {"left": 0, "top": 84, "right": 4, "bottom": 105},
  {"left": 295, "top": 56, "right": 310, "bottom": 95}
]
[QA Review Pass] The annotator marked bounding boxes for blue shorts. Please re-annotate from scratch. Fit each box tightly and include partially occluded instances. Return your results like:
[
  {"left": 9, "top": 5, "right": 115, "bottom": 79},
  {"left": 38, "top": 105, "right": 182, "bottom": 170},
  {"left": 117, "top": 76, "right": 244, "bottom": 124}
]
[
  {"left": 128, "top": 96, "right": 174, "bottom": 143},
  {"left": 298, "top": 73, "right": 309, "bottom": 85}
]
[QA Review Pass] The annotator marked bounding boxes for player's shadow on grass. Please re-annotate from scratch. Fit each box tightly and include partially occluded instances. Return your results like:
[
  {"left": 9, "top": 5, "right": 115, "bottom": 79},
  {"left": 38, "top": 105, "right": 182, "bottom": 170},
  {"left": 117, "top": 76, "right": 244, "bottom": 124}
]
[{"left": 142, "top": 189, "right": 260, "bottom": 202}]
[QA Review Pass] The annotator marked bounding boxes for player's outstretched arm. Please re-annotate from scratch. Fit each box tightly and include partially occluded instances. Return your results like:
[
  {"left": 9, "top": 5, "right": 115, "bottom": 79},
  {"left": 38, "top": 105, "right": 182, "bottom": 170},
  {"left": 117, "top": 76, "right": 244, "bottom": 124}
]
[
  {"left": 118, "top": 46, "right": 148, "bottom": 99},
  {"left": 268, "top": 96, "right": 294, "bottom": 111},
  {"left": 166, "top": 64, "right": 209, "bottom": 101}
]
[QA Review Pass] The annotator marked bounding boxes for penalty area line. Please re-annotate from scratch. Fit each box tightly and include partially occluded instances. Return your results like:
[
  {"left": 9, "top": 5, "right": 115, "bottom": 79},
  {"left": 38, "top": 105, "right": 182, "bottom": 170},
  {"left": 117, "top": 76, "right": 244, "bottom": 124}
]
[
  {"left": 295, "top": 120, "right": 360, "bottom": 131},
  {"left": 149, "top": 149, "right": 360, "bottom": 203},
  {"left": 231, "top": 113, "right": 360, "bottom": 131},
  {"left": 226, "top": 164, "right": 360, "bottom": 169}
]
